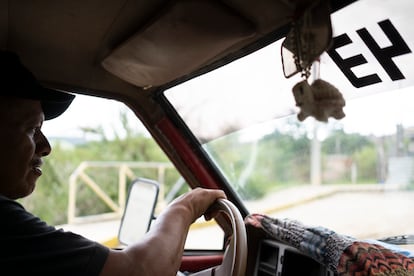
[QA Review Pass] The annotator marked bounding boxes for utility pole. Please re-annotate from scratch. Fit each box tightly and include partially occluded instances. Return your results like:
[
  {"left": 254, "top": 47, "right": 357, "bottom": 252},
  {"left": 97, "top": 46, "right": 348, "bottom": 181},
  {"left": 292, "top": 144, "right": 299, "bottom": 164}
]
[
  {"left": 310, "top": 120, "right": 321, "bottom": 186},
  {"left": 310, "top": 62, "right": 321, "bottom": 186}
]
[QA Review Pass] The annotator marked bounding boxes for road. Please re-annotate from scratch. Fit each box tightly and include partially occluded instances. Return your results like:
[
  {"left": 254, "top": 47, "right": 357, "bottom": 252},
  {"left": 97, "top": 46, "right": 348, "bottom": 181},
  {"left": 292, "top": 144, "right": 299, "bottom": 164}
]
[
  {"left": 187, "top": 187, "right": 414, "bottom": 251},
  {"left": 60, "top": 185, "right": 414, "bottom": 251},
  {"left": 268, "top": 191, "right": 414, "bottom": 240}
]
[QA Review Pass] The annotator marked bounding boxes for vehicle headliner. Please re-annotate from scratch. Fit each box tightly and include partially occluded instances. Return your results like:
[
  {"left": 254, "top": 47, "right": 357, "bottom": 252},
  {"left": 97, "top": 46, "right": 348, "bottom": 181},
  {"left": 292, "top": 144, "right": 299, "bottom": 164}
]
[{"left": 1, "top": 0, "right": 356, "bottom": 100}]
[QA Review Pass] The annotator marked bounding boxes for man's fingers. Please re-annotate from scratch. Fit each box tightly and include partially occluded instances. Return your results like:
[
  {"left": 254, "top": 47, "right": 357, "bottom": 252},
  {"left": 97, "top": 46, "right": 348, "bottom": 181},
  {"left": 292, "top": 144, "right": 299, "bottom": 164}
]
[{"left": 173, "top": 188, "right": 226, "bottom": 222}]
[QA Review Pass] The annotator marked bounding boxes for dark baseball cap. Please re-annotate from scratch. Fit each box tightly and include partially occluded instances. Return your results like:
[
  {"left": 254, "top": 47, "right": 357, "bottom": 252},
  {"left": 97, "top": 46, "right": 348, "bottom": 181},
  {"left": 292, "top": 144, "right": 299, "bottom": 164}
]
[{"left": 0, "top": 51, "right": 75, "bottom": 120}]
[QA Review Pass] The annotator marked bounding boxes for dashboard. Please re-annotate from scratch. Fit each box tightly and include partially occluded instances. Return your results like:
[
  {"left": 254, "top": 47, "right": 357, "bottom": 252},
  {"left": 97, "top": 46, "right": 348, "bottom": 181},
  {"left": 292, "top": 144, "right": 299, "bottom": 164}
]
[{"left": 254, "top": 239, "right": 334, "bottom": 276}]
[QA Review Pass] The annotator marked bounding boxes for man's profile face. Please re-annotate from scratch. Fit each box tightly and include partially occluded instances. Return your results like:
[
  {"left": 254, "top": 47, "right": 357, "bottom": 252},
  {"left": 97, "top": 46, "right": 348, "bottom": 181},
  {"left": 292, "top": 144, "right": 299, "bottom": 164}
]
[{"left": 0, "top": 98, "right": 51, "bottom": 199}]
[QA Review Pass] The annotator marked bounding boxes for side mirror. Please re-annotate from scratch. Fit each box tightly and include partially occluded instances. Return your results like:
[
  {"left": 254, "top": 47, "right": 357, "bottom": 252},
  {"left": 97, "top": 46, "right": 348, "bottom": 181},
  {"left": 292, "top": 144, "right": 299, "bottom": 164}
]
[{"left": 118, "top": 178, "right": 159, "bottom": 245}]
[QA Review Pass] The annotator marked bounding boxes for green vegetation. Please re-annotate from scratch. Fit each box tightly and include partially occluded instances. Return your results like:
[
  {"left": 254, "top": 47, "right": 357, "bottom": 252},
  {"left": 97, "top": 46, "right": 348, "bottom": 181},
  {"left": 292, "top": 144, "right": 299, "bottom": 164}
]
[
  {"left": 205, "top": 120, "right": 379, "bottom": 201},
  {"left": 22, "top": 112, "right": 383, "bottom": 224}
]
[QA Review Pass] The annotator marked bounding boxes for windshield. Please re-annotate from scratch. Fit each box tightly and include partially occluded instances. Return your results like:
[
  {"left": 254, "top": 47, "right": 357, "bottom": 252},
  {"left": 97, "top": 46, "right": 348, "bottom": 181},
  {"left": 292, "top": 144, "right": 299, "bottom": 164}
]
[{"left": 165, "top": 0, "right": 414, "bottom": 245}]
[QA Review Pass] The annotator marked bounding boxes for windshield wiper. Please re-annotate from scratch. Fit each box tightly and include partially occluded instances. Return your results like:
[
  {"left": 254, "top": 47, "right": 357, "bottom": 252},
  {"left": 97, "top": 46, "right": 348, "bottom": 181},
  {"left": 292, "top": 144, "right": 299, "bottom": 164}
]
[{"left": 378, "top": 235, "right": 414, "bottom": 245}]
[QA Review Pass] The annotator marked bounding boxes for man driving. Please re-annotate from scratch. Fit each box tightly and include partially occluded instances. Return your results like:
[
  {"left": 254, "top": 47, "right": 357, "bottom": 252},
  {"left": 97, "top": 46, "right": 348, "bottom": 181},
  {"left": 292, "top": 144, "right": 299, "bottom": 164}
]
[{"left": 0, "top": 51, "right": 226, "bottom": 275}]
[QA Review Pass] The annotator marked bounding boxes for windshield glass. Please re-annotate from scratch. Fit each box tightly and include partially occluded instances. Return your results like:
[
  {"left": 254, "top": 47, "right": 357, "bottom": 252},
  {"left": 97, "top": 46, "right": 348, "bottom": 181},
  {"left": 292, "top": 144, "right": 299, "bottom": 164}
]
[{"left": 165, "top": 0, "right": 414, "bottom": 246}]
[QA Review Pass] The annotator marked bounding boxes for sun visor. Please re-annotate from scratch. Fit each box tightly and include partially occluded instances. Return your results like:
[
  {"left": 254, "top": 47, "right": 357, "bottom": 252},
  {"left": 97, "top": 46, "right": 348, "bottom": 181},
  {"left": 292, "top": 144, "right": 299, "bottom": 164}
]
[{"left": 101, "top": 0, "right": 256, "bottom": 88}]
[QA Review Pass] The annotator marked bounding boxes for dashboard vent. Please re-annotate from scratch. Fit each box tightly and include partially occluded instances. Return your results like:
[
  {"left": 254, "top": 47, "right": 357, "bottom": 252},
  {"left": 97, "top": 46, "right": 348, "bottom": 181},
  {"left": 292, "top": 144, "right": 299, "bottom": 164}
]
[{"left": 256, "top": 241, "right": 279, "bottom": 276}]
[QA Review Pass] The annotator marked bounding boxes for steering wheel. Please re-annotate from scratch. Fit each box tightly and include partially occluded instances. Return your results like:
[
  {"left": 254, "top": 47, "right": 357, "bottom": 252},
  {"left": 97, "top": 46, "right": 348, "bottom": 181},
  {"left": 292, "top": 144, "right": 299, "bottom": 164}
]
[{"left": 191, "top": 198, "right": 247, "bottom": 276}]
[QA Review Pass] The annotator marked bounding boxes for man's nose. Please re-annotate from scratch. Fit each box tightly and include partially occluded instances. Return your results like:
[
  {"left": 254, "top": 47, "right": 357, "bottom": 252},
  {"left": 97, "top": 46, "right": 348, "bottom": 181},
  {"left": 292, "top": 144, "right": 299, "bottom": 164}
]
[{"left": 37, "top": 130, "right": 52, "bottom": 156}]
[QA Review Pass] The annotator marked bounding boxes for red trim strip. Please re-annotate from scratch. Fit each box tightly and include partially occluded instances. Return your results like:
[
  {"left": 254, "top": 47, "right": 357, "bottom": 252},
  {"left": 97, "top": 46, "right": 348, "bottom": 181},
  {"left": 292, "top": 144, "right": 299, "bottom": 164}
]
[
  {"left": 156, "top": 118, "right": 220, "bottom": 189},
  {"left": 180, "top": 255, "right": 223, "bottom": 272}
]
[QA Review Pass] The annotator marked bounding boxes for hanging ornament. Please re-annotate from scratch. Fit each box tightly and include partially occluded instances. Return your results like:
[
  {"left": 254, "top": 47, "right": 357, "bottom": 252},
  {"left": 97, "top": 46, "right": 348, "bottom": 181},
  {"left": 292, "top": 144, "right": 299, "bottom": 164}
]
[
  {"left": 281, "top": 0, "right": 346, "bottom": 122},
  {"left": 292, "top": 78, "right": 345, "bottom": 122}
]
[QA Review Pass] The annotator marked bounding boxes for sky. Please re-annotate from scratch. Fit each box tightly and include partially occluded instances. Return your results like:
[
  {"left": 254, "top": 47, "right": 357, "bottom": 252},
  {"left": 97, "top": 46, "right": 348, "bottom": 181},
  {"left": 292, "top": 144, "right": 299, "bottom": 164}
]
[
  {"left": 41, "top": 94, "right": 147, "bottom": 141},
  {"left": 167, "top": 0, "right": 414, "bottom": 140}
]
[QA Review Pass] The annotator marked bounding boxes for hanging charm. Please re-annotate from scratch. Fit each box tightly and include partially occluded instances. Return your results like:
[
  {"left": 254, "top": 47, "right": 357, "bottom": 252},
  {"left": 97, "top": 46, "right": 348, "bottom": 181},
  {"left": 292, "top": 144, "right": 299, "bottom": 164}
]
[
  {"left": 292, "top": 78, "right": 345, "bottom": 122},
  {"left": 281, "top": 0, "right": 346, "bottom": 122}
]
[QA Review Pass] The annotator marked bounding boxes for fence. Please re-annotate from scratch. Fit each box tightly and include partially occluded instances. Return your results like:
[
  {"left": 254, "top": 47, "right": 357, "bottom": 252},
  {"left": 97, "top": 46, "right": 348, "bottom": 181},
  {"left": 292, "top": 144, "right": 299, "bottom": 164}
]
[{"left": 67, "top": 161, "right": 174, "bottom": 224}]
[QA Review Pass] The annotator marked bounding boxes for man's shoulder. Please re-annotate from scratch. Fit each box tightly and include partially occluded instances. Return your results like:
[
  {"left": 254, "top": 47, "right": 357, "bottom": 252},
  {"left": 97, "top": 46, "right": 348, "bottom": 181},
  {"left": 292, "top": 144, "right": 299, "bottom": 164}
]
[
  {"left": 0, "top": 194, "right": 25, "bottom": 210},
  {"left": 0, "top": 194, "right": 54, "bottom": 233}
]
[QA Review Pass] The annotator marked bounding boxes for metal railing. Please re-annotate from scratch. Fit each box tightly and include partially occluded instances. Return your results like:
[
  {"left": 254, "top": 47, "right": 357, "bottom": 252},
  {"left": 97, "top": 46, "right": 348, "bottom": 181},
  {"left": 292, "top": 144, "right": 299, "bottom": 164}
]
[{"left": 67, "top": 161, "right": 174, "bottom": 224}]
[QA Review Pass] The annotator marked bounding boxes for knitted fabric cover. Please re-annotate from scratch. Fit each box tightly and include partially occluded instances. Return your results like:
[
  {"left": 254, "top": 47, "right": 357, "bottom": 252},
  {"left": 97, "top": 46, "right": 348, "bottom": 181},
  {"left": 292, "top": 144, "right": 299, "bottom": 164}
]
[{"left": 245, "top": 214, "right": 414, "bottom": 275}]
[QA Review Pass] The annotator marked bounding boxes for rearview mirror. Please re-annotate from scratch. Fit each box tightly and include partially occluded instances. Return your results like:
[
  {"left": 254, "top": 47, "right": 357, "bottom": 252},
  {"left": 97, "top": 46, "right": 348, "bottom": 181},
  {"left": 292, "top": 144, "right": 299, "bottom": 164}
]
[{"left": 118, "top": 178, "right": 159, "bottom": 245}]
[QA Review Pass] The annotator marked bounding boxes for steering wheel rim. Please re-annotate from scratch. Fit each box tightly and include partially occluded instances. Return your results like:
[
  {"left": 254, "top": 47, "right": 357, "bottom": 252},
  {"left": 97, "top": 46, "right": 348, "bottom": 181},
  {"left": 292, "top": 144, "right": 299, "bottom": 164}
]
[{"left": 191, "top": 198, "right": 247, "bottom": 276}]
